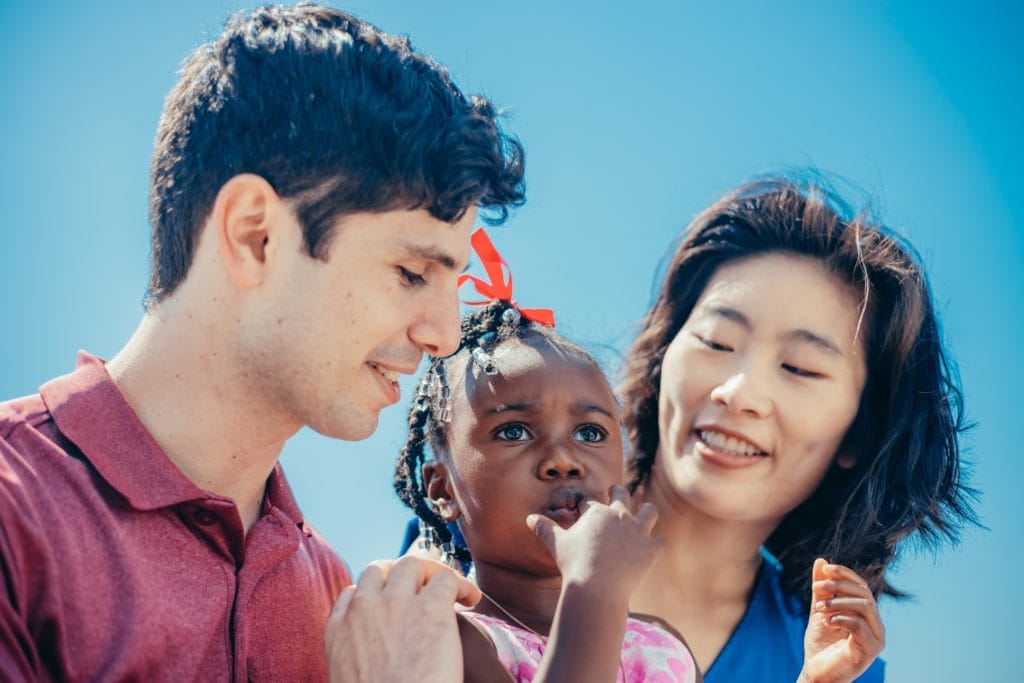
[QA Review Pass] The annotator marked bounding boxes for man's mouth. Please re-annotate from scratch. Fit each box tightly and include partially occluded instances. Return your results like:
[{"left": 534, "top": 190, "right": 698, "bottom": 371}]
[{"left": 368, "top": 362, "right": 402, "bottom": 384}]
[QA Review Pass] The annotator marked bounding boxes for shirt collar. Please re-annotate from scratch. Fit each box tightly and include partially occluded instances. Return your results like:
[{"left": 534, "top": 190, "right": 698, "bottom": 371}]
[{"left": 39, "top": 351, "right": 306, "bottom": 528}]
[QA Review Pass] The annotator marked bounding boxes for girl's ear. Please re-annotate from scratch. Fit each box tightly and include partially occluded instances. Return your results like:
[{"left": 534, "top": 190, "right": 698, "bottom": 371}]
[{"left": 422, "top": 461, "right": 462, "bottom": 521}]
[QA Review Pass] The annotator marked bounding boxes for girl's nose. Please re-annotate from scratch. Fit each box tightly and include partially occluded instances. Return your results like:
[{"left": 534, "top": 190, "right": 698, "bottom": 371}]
[
  {"left": 537, "top": 444, "right": 585, "bottom": 479},
  {"left": 709, "top": 371, "right": 773, "bottom": 418}
]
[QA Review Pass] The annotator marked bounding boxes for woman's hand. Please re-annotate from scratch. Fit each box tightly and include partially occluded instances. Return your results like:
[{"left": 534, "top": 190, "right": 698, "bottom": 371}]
[
  {"left": 527, "top": 484, "right": 661, "bottom": 600},
  {"left": 798, "top": 558, "right": 885, "bottom": 683}
]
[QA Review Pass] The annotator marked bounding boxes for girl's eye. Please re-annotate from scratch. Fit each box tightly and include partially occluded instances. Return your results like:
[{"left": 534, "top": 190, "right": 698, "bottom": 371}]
[
  {"left": 494, "top": 423, "right": 531, "bottom": 442},
  {"left": 574, "top": 425, "right": 607, "bottom": 443},
  {"left": 397, "top": 266, "right": 427, "bottom": 287},
  {"left": 695, "top": 334, "right": 732, "bottom": 352},
  {"left": 782, "top": 363, "right": 823, "bottom": 379}
]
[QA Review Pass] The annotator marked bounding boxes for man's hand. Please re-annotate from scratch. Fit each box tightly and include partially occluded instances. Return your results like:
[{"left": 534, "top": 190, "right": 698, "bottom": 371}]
[
  {"left": 798, "top": 558, "right": 885, "bottom": 683},
  {"left": 324, "top": 555, "right": 482, "bottom": 683}
]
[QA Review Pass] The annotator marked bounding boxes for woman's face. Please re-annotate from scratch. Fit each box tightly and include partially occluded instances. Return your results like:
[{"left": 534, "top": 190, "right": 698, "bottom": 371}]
[{"left": 651, "top": 252, "right": 867, "bottom": 528}]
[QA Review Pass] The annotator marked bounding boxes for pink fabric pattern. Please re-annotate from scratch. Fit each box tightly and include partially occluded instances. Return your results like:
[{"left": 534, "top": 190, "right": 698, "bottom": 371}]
[{"left": 462, "top": 612, "right": 698, "bottom": 683}]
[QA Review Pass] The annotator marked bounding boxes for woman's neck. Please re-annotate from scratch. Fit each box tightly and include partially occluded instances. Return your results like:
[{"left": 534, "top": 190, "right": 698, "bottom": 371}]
[{"left": 471, "top": 560, "right": 563, "bottom": 637}]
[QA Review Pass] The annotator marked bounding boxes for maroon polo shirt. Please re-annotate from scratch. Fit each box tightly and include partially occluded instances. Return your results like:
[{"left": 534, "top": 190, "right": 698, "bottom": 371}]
[{"left": 0, "top": 353, "right": 352, "bottom": 681}]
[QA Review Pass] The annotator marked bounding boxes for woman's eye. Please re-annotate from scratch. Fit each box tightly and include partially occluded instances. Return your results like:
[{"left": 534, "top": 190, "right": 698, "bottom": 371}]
[
  {"left": 574, "top": 425, "right": 607, "bottom": 443},
  {"left": 782, "top": 363, "right": 823, "bottom": 379},
  {"left": 494, "top": 423, "right": 530, "bottom": 441},
  {"left": 397, "top": 266, "right": 426, "bottom": 287},
  {"left": 695, "top": 334, "right": 732, "bottom": 352}
]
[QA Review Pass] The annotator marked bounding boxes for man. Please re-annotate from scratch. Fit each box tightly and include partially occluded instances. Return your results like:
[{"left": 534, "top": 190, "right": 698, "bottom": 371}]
[{"left": 0, "top": 4, "right": 524, "bottom": 681}]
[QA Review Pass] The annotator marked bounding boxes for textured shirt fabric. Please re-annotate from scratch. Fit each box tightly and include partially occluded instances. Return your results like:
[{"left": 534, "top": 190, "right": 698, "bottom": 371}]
[
  {"left": 0, "top": 353, "right": 352, "bottom": 682},
  {"left": 704, "top": 550, "right": 884, "bottom": 682},
  {"left": 462, "top": 612, "right": 699, "bottom": 683}
]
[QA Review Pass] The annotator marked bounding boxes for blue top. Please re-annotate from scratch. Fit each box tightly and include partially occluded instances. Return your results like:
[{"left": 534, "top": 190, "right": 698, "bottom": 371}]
[{"left": 705, "top": 550, "right": 884, "bottom": 682}]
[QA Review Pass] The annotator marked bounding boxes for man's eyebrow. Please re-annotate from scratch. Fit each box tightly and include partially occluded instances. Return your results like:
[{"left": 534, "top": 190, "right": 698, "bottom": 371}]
[
  {"left": 400, "top": 242, "right": 459, "bottom": 271},
  {"left": 785, "top": 329, "right": 844, "bottom": 356}
]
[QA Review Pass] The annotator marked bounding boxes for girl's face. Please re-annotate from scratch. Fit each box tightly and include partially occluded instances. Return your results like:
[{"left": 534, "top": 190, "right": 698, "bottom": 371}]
[
  {"left": 427, "top": 338, "right": 624, "bottom": 576},
  {"left": 651, "top": 252, "right": 867, "bottom": 528}
]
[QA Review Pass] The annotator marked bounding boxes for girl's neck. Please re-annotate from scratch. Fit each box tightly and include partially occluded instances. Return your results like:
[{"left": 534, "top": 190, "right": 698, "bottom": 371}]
[{"left": 471, "top": 560, "right": 564, "bottom": 637}]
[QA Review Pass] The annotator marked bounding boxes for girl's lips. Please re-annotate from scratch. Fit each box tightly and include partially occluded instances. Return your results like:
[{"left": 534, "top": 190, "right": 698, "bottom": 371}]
[{"left": 542, "top": 488, "right": 584, "bottom": 527}]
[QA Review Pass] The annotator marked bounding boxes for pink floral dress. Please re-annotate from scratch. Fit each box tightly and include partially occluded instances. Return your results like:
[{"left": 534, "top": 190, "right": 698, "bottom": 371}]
[{"left": 462, "top": 612, "right": 698, "bottom": 683}]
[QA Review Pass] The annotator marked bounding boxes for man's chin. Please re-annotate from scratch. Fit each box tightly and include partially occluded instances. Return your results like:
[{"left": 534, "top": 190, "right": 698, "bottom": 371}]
[{"left": 309, "top": 408, "right": 382, "bottom": 442}]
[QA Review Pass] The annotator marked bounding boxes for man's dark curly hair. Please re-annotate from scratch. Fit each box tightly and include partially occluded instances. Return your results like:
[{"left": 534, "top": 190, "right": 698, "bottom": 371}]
[
  {"left": 146, "top": 3, "right": 525, "bottom": 305},
  {"left": 620, "top": 175, "right": 978, "bottom": 606}
]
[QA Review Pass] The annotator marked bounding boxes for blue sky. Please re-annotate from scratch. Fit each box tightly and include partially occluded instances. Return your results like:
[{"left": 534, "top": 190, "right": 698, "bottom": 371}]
[{"left": 1, "top": 1, "right": 1020, "bottom": 679}]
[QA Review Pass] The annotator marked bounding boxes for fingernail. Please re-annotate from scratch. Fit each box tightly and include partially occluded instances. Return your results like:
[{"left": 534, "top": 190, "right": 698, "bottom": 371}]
[{"left": 815, "top": 601, "right": 826, "bottom": 611}]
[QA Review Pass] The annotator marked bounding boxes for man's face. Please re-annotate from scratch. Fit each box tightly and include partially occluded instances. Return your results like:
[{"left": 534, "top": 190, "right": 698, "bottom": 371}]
[{"left": 235, "top": 206, "right": 476, "bottom": 441}]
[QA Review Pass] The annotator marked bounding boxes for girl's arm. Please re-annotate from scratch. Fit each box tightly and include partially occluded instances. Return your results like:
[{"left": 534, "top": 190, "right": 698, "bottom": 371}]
[
  {"left": 798, "top": 558, "right": 886, "bottom": 683},
  {"left": 529, "top": 485, "right": 661, "bottom": 683}
]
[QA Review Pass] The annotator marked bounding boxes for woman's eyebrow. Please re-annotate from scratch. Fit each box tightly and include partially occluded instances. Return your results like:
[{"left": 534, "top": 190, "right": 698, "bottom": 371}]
[
  {"left": 785, "top": 329, "right": 843, "bottom": 356},
  {"left": 702, "top": 305, "right": 751, "bottom": 328}
]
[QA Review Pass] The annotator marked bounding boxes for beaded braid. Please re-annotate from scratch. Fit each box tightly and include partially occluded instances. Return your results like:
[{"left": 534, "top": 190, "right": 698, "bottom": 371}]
[{"left": 392, "top": 299, "right": 592, "bottom": 565}]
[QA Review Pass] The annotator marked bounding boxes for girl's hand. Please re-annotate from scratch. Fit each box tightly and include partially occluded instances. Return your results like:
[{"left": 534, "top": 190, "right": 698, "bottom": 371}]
[
  {"left": 798, "top": 558, "right": 885, "bottom": 683},
  {"left": 526, "top": 484, "right": 660, "bottom": 599}
]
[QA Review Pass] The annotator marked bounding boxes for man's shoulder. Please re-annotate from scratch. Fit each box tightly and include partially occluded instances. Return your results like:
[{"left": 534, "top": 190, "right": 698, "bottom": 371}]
[{"left": 0, "top": 392, "right": 51, "bottom": 441}]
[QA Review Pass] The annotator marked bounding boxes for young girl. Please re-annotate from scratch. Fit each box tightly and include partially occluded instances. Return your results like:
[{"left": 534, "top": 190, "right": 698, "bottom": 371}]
[{"left": 393, "top": 229, "right": 881, "bottom": 682}]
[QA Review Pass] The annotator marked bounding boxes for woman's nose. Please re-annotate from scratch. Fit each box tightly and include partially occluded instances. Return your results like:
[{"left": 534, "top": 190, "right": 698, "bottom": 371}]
[{"left": 709, "top": 370, "right": 773, "bottom": 418}]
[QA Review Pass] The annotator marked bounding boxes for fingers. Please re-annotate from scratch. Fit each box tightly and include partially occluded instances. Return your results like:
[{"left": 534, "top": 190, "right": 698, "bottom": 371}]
[
  {"left": 352, "top": 555, "right": 481, "bottom": 609},
  {"left": 527, "top": 512, "right": 561, "bottom": 552},
  {"left": 810, "top": 561, "right": 885, "bottom": 646},
  {"left": 634, "top": 501, "right": 659, "bottom": 533},
  {"left": 608, "top": 484, "right": 630, "bottom": 510}
]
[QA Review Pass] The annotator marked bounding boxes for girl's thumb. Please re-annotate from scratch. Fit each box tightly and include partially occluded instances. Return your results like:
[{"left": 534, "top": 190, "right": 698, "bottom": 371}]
[{"left": 526, "top": 514, "right": 557, "bottom": 552}]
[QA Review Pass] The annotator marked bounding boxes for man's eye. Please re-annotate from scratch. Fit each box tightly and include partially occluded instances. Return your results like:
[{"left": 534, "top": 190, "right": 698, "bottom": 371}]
[
  {"left": 574, "top": 425, "right": 606, "bottom": 443},
  {"left": 494, "top": 423, "right": 530, "bottom": 441},
  {"left": 398, "top": 266, "right": 426, "bottom": 287}
]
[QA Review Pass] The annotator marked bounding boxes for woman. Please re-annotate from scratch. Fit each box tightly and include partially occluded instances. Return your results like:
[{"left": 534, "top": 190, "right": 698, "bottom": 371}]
[{"left": 622, "top": 177, "right": 976, "bottom": 681}]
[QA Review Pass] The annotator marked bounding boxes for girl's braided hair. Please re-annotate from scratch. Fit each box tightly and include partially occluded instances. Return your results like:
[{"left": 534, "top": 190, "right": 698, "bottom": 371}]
[{"left": 392, "top": 299, "right": 594, "bottom": 563}]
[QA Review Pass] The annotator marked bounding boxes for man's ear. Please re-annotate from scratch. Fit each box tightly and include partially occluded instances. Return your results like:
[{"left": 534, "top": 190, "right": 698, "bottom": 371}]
[
  {"left": 209, "top": 173, "right": 286, "bottom": 291},
  {"left": 422, "top": 461, "right": 461, "bottom": 521}
]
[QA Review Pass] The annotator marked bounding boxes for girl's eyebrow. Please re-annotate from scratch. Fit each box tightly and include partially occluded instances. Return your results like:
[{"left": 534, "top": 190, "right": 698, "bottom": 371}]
[
  {"left": 486, "top": 401, "right": 539, "bottom": 414},
  {"left": 570, "top": 401, "right": 616, "bottom": 419},
  {"left": 484, "top": 400, "right": 616, "bottom": 419}
]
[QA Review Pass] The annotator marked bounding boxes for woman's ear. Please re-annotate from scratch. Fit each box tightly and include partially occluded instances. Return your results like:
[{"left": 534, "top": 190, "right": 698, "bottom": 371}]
[
  {"left": 836, "top": 450, "right": 857, "bottom": 469},
  {"left": 422, "top": 461, "right": 461, "bottom": 521}
]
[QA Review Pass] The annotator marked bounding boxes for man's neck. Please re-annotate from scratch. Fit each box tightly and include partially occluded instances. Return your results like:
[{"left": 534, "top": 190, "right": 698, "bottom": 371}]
[{"left": 107, "top": 301, "right": 297, "bottom": 533}]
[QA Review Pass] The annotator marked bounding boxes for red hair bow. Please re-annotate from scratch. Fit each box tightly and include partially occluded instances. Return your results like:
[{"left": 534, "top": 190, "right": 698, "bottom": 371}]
[{"left": 458, "top": 228, "right": 556, "bottom": 327}]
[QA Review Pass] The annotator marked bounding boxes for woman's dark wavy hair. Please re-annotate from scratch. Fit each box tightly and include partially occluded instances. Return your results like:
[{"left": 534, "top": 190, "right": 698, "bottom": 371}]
[
  {"left": 621, "top": 176, "right": 977, "bottom": 604},
  {"left": 147, "top": 3, "right": 525, "bottom": 305},
  {"left": 393, "top": 300, "right": 596, "bottom": 562}
]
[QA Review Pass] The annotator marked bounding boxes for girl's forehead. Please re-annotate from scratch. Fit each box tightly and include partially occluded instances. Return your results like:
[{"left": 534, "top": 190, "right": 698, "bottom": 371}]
[{"left": 450, "top": 338, "right": 614, "bottom": 409}]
